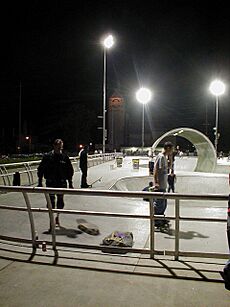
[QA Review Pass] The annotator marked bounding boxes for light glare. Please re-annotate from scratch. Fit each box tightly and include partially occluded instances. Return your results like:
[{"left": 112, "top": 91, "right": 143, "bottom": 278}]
[
  {"left": 103, "top": 35, "right": 114, "bottom": 49},
  {"left": 136, "top": 87, "right": 152, "bottom": 104},
  {"left": 209, "top": 79, "right": 226, "bottom": 96}
]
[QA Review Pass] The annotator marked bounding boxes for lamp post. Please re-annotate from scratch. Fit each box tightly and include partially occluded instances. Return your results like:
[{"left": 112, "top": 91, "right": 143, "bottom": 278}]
[
  {"left": 25, "top": 136, "right": 31, "bottom": 153},
  {"left": 136, "top": 87, "right": 152, "bottom": 152},
  {"left": 102, "top": 34, "right": 114, "bottom": 153},
  {"left": 209, "top": 79, "right": 226, "bottom": 153}
]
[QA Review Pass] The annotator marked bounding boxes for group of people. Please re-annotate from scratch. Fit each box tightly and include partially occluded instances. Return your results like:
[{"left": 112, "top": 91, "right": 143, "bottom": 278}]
[{"left": 37, "top": 138, "right": 176, "bottom": 230}]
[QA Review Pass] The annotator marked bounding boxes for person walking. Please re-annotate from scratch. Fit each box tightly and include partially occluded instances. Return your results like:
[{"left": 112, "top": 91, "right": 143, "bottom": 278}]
[
  {"left": 79, "top": 145, "right": 89, "bottom": 188},
  {"left": 37, "top": 139, "right": 74, "bottom": 230},
  {"left": 153, "top": 141, "right": 174, "bottom": 226}
]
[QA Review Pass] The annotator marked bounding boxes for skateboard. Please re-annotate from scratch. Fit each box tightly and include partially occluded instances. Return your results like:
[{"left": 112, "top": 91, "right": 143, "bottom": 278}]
[
  {"left": 76, "top": 218, "right": 100, "bottom": 235},
  {"left": 155, "top": 220, "right": 171, "bottom": 233},
  {"left": 88, "top": 176, "right": 102, "bottom": 188}
]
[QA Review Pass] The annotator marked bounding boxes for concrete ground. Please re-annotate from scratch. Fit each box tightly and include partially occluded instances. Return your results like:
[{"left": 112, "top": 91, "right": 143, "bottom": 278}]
[{"left": 0, "top": 157, "right": 229, "bottom": 306}]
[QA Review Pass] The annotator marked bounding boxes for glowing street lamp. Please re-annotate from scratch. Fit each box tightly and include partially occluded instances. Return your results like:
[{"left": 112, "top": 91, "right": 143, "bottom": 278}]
[
  {"left": 101, "top": 34, "right": 115, "bottom": 153},
  {"left": 103, "top": 35, "right": 114, "bottom": 49},
  {"left": 209, "top": 79, "right": 226, "bottom": 153},
  {"left": 136, "top": 87, "right": 152, "bottom": 150}
]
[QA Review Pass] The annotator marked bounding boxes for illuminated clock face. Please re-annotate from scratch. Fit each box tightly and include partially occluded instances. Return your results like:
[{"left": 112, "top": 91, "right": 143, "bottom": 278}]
[{"left": 111, "top": 97, "right": 123, "bottom": 107}]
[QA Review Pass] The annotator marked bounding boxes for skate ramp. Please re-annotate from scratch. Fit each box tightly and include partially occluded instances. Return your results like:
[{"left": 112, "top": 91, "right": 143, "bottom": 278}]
[
  {"left": 111, "top": 174, "right": 229, "bottom": 194},
  {"left": 173, "top": 157, "right": 197, "bottom": 172},
  {"left": 152, "top": 128, "right": 216, "bottom": 172}
]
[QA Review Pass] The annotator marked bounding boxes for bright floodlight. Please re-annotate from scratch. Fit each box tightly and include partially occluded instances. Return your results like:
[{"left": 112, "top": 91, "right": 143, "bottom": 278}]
[
  {"left": 136, "top": 87, "right": 152, "bottom": 104},
  {"left": 103, "top": 35, "right": 114, "bottom": 49},
  {"left": 209, "top": 79, "right": 226, "bottom": 96}
]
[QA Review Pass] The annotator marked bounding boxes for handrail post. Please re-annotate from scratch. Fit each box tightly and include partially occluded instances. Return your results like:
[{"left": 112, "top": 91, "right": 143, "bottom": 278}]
[
  {"left": 149, "top": 197, "right": 155, "bottom": 259},
  {"left": 175, "top": 198, "right": 180, "bottom": 260},
  {"left": 27, "top": 163, "right": 34, "bottom": 185},
  {"left": 24, "top": 163, "right": 32, "bottom": 186},
  {"left": 0, "top": 167, "right": 7, "bottom": 186},
  {"left": 22, "top": 192, "right": 37, "bottom": 254},
  {"left": 2, "top": 166, "right": 11, "bottom": 186},
  {"left": 44, "top": 192, "right": 58, "bottom": 262}
]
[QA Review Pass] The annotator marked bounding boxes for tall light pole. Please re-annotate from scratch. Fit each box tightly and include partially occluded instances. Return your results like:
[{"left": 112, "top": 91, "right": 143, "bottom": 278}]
[
  {"left": 209, "top": 79, "right": 226, "bottom": 153},
  {"left": 18, "top": 81, "right": 22, "bottom": 153},
  {"left": 102, "top": 34, "right": 114, "bottom": 153},
  {"left": 136, "top": 87, "right": 152, "bottom": 152}
]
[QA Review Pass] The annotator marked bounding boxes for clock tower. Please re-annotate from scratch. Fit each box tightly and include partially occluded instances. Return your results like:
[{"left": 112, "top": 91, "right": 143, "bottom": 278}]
[{"left": 108, "top": 93, "right": 125, "bottom": 150}]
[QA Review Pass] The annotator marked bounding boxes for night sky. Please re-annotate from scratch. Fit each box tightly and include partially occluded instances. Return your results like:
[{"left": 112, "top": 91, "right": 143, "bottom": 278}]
[{"left": 1, "top": 1, "right": 230, "bottom": 153}]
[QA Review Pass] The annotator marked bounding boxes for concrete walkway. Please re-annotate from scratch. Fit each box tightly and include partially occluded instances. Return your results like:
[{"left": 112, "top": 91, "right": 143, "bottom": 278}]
[{"left": 0, "top": 157, "right": 229, "bottom": 306}]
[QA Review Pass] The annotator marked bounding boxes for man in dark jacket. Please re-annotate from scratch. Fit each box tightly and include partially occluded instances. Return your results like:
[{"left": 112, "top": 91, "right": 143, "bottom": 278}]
[
  {"left": 79, "top": 145, "right": 89, "bottom": 188},
  {"left": 37, "top": 139, "right": 74, "bottom": 228}
]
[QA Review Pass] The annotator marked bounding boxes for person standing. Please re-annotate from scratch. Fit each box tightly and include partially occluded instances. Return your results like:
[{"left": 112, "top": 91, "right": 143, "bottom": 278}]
[
  {"left": 153, "top": 142, "right": 174, "bottom": 226},
  {"left": 148, "top": 151, "right": 155, "bottom": 175},
  {"left": 37, "top": 139, "right": 74, "bottom": 229},
  {"left": 168, "top": 171, "right": 176, "bottom": 193},
  {"left": 79, "top": 145, "right": 89, "bottom": 188}
]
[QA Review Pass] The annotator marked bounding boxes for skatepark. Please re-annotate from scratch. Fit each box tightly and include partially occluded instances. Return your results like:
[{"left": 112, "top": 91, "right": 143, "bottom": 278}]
[{"left": 0, "top": 145, "right": 230, "bottom": 306}]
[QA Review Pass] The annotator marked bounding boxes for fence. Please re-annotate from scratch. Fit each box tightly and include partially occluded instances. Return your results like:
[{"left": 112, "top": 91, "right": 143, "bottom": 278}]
[
  {"left": 0, "top": 185, "right": 228, "bottom": 263},
  {"left": 0, "top": 153, "right": 119, "bottom": 187}
]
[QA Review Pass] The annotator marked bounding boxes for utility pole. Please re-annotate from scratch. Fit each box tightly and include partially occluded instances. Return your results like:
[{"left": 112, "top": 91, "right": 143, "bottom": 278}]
[{"left": 18, "top": 81, "right": 22, "bottom": 152}]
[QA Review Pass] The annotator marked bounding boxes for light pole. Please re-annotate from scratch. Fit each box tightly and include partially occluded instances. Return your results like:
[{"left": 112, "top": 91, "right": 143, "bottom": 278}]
[
  {"left": 136, "top": 87, "right": 152, "bottom": 152},
  {"left": 18, "top": 81, "right": 22, "bottom": 153},
  {"left": 25, "top": 136, "right": 31, "bottom": 153},
  {"left": 209, "top": 79, "right": 226, "bottom": 153},
  {"left": 102, "top": 34, "right": 114, "bottom": 153}
]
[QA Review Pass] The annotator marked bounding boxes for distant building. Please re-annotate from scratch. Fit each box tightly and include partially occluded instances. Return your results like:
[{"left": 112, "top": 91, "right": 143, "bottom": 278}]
[{"left": 108, "top": 93, "right": 125, "bottom": 151}]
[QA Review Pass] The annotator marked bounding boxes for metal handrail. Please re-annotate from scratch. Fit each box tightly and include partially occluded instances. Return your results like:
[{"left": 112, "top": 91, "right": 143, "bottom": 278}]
[
  {"left": 0, "top": 185, "right": 228, "bottom": 262},
  {"left": 0, "top": 185, "right": 228, "bottom": 201},
  {"left": 0, "top": 153, "right": 120, "bottom": 168},
  {"left": 0, "top": 153, "right": 120, "bottom": 186}
]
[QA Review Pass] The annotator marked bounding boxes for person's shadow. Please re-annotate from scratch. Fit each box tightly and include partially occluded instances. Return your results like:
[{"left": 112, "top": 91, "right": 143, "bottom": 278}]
[
  {"left": 165, "top": 229, "right": 209, "bottom": 240},
  {"left": 43, "top": 226, "right": 82, "bottom": 238}
]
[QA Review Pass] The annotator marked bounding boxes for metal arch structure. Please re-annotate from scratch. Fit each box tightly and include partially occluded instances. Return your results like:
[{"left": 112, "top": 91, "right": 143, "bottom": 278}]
[{"left": 152, "top": 128, "right": 217, "bottom": 172}]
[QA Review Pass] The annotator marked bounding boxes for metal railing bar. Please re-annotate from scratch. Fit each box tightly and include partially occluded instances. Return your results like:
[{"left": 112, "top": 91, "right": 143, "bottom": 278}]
[
  {"left": 0, "top": 205, "right": 172, "bottom": 220},
  {"left": 149, "top": 197, "right": 155, "bottom": 259},
  {"left": 0, "top": 235, "right": 228, "bottom": 260},
  {"left": 0, "top": 167, "right": 7, "bottom": 185},
  {"left": 55, "top": 242, "right": 149, "bottom": 254},
  {"left": 0, "top": 205, "right": 226, "bottom": 223},
  {"left": 175, "top": 199, "right": 180, "bottom": 260},
  {"left": 0, "top": 169, "right": 37, "bottom": 178},
  {"left": 24, "top": 163, "right": 32, "bottom": 185},
  {"left": 2, "top": 166, "right": 11, "bottom": 185},
  {"left": 0, "top": 153, "right": 118, "bottom": 187},
  {"left": 0, "top": 153, "right": 119, "bottom": 168},
  {"left": 0, "top": 235, "right": 150, "bottom": 255},
  {"left": 22, "top": 192, "right": 36, "bottom": 254},
  {"left": 0, "top": 235, "right": 32, "bottom": 244},
  {"left": 177, "top": 251, "right": 229, "bottom": 259},
  {"left": 179, "top": 217, "right": 227, "bottom": 223},
  {"left": 0, "top": 185, "right": 228, "bottom": 201},
  {"left": 0, "top": 182, "right": 229, "bottom": 261},
  {"left": 44, "top": 193, "right": 58, "bottom": 261}
]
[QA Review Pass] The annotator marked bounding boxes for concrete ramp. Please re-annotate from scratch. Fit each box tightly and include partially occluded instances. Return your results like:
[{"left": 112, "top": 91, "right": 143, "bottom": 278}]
[
  {"left": 152, "top": 128, "right": 217, "bottom": 172},
  {"left": 111, "top": 174, "right": 229, "bottom": 194}
]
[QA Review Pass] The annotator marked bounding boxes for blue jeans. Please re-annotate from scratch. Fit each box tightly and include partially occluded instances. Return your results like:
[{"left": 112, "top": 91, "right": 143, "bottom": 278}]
[{"left": 154, "top": 189, "right": 167, "bottom": 226}]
